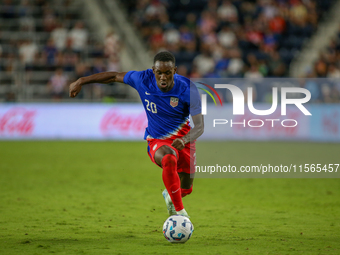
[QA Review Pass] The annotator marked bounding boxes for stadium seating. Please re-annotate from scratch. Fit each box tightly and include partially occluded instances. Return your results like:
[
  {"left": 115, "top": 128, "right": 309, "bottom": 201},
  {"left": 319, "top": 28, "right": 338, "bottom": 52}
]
[
  {"left": 121, "top": 0, "right": 334, "bottom": 74},
  {"left": 0, "top": 0, "right": 124, "bottom": 102},
  {"left": 120, "top": 0, "right": 339, "bottom": 103}
]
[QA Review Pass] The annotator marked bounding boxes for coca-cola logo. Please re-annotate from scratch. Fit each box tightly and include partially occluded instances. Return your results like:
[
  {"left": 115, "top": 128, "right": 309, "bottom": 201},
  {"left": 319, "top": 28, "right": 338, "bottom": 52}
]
[
  {"left": 100, "top": 108, "right": 147, "bottom": 136},
  {"left": 0, "top": 108, "right": 36, "bottom": 135}
]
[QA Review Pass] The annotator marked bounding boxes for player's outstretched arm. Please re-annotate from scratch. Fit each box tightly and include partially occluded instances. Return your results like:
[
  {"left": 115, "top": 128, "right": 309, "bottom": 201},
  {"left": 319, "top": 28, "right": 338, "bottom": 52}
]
[
  {"left": 69, "top": 71, "right": 127, "bottom": 98},
  {"left": 172, "top": 113, "right": 204, "bottom": 150}
]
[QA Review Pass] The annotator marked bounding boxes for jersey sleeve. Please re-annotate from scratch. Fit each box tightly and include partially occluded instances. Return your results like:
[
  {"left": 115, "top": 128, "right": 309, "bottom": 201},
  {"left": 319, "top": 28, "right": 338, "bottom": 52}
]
[
  {"left": 189, "top": 82, "right": 202, "bottom": 116},
  {"left": 123, "top": 70, "right": 147, "bottom": 90}
]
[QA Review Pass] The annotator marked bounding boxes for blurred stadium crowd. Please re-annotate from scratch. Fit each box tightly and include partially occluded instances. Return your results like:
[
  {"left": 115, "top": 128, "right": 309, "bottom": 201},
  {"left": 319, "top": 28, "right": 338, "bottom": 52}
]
[
  {"left": 0, "top": 0, "right": 121, "bottom": 101},
  {"left": 122, "top": 0, "right": 340, "bottom": 103},
  {"left": 0, "top": 0, "right": 340, "bottom": 103},
  {"left": 122, "top": 0, "right": 334, "bottom": 78}
]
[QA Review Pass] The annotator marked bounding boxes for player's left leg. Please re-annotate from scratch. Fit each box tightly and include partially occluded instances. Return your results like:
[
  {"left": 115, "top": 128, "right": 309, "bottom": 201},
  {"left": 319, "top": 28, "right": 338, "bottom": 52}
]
[{"left": 162, "top": 189, "right": 176, "bottom": 216}]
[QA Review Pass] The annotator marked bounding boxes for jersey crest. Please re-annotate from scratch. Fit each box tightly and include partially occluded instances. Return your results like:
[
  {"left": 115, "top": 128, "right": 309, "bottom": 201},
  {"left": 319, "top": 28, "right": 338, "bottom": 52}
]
[{"left": 170, "top": 97, "right": 179, "bottom": 107}]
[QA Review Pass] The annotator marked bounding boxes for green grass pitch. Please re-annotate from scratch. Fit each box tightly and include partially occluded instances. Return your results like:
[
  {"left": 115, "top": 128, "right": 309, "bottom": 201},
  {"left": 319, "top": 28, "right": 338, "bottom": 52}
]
[{"left": 0, "top": 141, "right": 339, "bottom": 254}]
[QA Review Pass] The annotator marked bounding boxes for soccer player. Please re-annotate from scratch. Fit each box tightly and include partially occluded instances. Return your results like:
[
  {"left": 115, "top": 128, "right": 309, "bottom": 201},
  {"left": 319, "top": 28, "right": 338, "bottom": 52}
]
[{"left": 69, "top": 51, "right": 204, "bottom": 218}]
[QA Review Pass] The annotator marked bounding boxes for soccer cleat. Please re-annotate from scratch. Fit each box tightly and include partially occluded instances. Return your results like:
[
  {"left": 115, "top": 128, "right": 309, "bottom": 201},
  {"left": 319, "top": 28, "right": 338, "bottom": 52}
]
[
  {"left": 176, "top": 208, "right": 190, "bottom": 218},
  {"left": 162, "top": 189, "right": 177, "bottom": 216}
]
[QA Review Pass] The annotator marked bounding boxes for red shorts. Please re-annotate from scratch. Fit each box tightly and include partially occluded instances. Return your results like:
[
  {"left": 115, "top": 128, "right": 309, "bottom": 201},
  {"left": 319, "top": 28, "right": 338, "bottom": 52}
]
[{"left": 147, "top": 138, "right": 196, "bottom": 174}]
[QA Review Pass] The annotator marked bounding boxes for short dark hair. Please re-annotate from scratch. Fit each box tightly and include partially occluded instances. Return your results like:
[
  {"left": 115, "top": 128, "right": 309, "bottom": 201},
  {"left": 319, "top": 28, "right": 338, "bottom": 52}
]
[{"left": 153, "top": 51, "right": 176, "bottom": 65}]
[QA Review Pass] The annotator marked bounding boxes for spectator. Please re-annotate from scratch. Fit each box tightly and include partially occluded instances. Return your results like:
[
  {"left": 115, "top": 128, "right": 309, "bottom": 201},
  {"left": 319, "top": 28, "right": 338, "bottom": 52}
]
[
  {"left": 246, "top": 23, "right": 263, "bottom": 47},
  {"left": 179, "top": 25, "right": 195, "bottom": 45},
  {"left": 164, "top": 28, "right": 180, "bottom": 45},
  {"left": 198, "top": 11, "right": 218, "bottom": 36},
  {"left": 54, "top": 52, "right": 65, "bottom": 68},
  {"left": 244, "top": 64, "right": 263, "bottom": 79},
  {"left": 327, "top": 64, "right": 340, "bottom": 79},
  {"left": 269, "top": 11, "right": 286, "bottom": 34},
  {"left": 4, "top": 92, "right": 16, "bottom": 102},
  {"left": 159, "top": 13, "right": 173, "bottom": 31},
  {"left": 262, "top": 0, "right": 278, "bottom": 19},
  {"left": 217, "top": 0, "right": 238, "bottom": 24},
  {"left": 19, "top": 14, "right": 35, "bottom": 32},
  {"left": 92, "top": 58, "right": 107, "bottom": 99},
  {"left": 227, "top": 48, "right": 244, "bottom": 77},
  {"left": 89, "top": 42, "right": 104, "bottom": 58},
  {"left": 177, "top": 65, "right": 189, "bottom": 77},
  {"left": 104, "top": 30, "right": 120, "bottom": 72},
  {"left": 43, "top": 7, "right": 57, "bottom": 32},
  {"left": 193, "top": 46, "right": 215, "bottom": 76},
  {"left": 92, "top": 58, "right": 106, "bottom": 74},
  {"left": 263, "top": 29, "right": 277, "bottom": 51},
  {"left": 18, "top": 0, "right": 33, "bottom": 17},
  {"left": 207, "top": 0, "right": 219, "bottom": 13},
  {"left": 149, "top": 26, "right": 165, "bottom": 52},
  {"left": 107, "top": 55, "right": 121, "bottom": 72},
  {"left": 104, "top": 30, "right": 120, "bottom": 59},
  {"left": 218, "top": 26, "right": 237, "bottom": 48},
  {"left": 314, "top": 60, "right": 328, "bottom": 78},
  {"left": 145, "top": 0, "right": 166, "bottom": 19},
  {"left": 268, "top": 51, "right": 286, "bottom": 77},
  {"left": 202, "top": 30, "right": 218, "bottom": 45},
  {"left": 68, "top": 21, "right": 89, "bottom": 53},
  {"left": 51, "top": 21, "right": 68, "bottom": 51},
  {"left": 185, "top": 13, "right": 197, "bottom": 32},
  {"left": 290, "top": 0, "right": 308, "bottom": 22},
  {"left": 42, "top": 38, "right": 57, "bottom": 65},
  {"left": 48, "top": 68, "right": 68, "bottom": 101},
  {"left": 215, "top": 49, "right": 230, "bottom": 76},
  {"left": 18, "top": 0, "right": 35, "bottom": 32},
  {"left": 19, "top": 39, "right": 38, "bottom": 66}
]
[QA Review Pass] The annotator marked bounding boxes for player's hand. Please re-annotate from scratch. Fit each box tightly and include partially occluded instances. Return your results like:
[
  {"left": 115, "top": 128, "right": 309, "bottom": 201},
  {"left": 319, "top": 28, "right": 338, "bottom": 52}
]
[
  {"left": 69, "top": 80, "right": 82, "bottom": 98},
  {"left": 172, "top": 138, "right": 186, "bottom": 151}
]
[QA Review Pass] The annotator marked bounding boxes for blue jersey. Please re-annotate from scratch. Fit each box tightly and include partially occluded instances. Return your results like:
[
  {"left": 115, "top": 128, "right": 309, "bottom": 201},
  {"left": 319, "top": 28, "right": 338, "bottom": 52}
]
[{"left": 123, "top": 69, "right": 201, "bottom": 140}]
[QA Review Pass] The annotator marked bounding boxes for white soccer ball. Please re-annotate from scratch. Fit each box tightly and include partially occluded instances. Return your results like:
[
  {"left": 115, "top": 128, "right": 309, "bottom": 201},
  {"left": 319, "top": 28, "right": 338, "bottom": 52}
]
[{"left": 162, "top": 215, "right": 194, "bottom": 243}]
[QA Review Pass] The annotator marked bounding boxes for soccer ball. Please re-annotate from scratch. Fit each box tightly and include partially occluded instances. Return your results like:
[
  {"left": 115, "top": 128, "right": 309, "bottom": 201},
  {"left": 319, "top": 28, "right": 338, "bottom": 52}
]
[{"left": 162, "top": 215, "right": 194, "bottom": 243}]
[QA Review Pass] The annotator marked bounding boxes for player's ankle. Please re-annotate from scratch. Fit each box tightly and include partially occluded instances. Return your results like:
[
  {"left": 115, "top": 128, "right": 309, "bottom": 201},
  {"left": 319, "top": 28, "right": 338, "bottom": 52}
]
[{"left": 176, "top": 209, "right": 190, "bottom": 218}]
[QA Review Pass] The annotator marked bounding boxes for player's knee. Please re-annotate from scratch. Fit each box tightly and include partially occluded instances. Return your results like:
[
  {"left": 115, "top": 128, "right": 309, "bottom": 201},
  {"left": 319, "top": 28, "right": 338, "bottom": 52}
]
[
  {"left": 155, "top": 145, "right": 177, "bottom": 166},
  {"left": 161, "top": 154, "right": 177, "bottom": 170}
]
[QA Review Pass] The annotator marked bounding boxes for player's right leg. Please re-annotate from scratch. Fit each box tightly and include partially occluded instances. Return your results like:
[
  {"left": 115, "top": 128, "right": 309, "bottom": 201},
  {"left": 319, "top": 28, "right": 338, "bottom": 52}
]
[
  {"left": 178, "top": 172, "right": 194, "bottom": 198},
  {"left": 176, "top": 141, "right": 196, "bottom": 198},
  {"left": 154, "top": 145, "right": 189, "bottom": 217}
]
